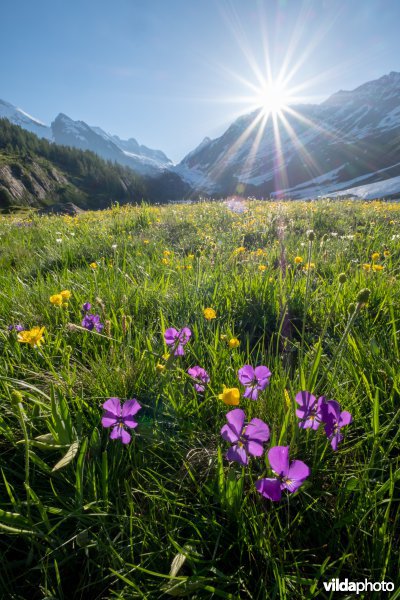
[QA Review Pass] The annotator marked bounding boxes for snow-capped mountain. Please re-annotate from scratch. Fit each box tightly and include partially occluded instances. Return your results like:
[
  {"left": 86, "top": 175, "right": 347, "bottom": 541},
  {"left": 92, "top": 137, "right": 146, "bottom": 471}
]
[
  {"left": 176, "top": 71, "right": 400, "bottom": 198},
  {"left": 0, "top": 101, "right": 172, "bottom": 176},
  {"left": 0, "top": 99, "right": 52, "bottom": 141}
]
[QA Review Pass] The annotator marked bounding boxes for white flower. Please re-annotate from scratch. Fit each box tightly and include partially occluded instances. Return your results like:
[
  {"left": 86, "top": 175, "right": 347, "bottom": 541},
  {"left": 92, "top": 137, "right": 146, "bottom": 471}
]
[{"left": 56, "top": 238, "right": 62, "bottom": 243}]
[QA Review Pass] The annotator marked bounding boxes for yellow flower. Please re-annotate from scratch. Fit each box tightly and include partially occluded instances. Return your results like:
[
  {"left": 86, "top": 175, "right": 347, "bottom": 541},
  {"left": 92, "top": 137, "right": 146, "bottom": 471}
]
[
  {"left": 143, "top": 239, "right": 150, "bottom": 244},
  {"left": 156, "top": 363, "right": 165, "bottom": 373},
  {"left": 294, "top": 256, "right": 303, "bottom": 264},
  {"left": 362, "top": 263, "right": 371, "bottom": 271},
  {"left": 371, "top": 252, "right": 380, "bottom": 262},
  {"left": 203, "top": 307, "right": 216, "bottom": 320},
  {"left": 303, "top": 262, "right": 315, "bottom": 270},
  {"left": 161, "top": 258, "right": 169, "bottom": 265},
  {"left": 60, "top": 290, "right": 71, "bottom": 300},
  {"left": 18, "top": 326, "right": 46, "bottom": 348},
  {"left": 188, "top": 254, "right": 195, "bottom": 260},
  {"left": 162, "top": 353, "right": 170, "bottom": 361},
  {"left": 234, "top": 246, "right": 246, "bottom": 254},
  {"left": 258, "top": 265, "right": 267, "bottom": 271},
  {"left": 50, "top": 294, "right": 63, "bottom": 306},
  {"left": 220, "top": 334, "right": 228, "bottom": 341},
  {"left": 228, "top": 338, "right": 240, "bottom": 348},
  {"left": 163, "top": 250, "right": 171, "bottom": 256},
  {"left": 384, "top": 250, "right": 390, "bottom": 257},
  {"left": 219, "top": 386, "right": 240, "bottom": 406},
  {"left": 89, "top": 262, "right": 97, "bottom": 269},
  {"left": 372, "top": 264, "right": 384, "bottom": 271}
]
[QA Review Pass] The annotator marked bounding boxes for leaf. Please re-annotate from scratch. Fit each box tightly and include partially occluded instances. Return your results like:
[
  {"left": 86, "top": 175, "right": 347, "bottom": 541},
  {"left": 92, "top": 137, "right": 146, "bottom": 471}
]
[
  {"left": 169, "top": 552, "right": 187, "bottom": 578},
  {"left": 52, "top": 441, "right": 79, "bottom": 472}
]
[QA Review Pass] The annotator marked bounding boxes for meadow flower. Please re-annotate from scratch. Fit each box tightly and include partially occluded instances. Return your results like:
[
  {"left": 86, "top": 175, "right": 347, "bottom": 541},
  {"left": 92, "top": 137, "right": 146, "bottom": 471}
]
[
  {"left": 203, "top": 308, "right": 216, "bottom": 320},
  {"left": 372, "top": 264, "right": 384, "bottom": 271},
  {"left": 101, "top": 397, "right": 141, "bottom": 444},
  {"left": 320, "top": 400, "right": 352, "bottom": 450},
  {"left": 258, "top": 265, "right": 267, "bottom": 271},
  {"left": 8, "top": 324, "right": 24, "bottom": 332},
  {"left": 219, "top": 386, "right": 240, "bottom": 406},
  {"left": 17, "top": 326, "right": 46, "bottom": 348},
  {"left": 164, "top": 327, "right": 191, "bottom": 356},
  {"left": 221, "top": 408, "right": 270, "bottom": 466},
  {"left": 362, "top": 263, "right": 371, "bottom": 271},
  {"left": 228, "top": 337, "right": 240, "bottom": 348},
  {"left": 238, "top": 365, "right": 271, "bottom": 400},
  {"left": 50, "top": 294, "right": 63, "bottom": 306},
  {"left": 89, "top": 262, "right": 97, "bottom": 269},
  {"left": 81, "top": 312, "right": 104, "bottom": 332},
  {"left": 60, "top": 290, "right": 71, "bottom": 300},
  {"left": 295, "top": 391, "right": 324, "bottom": 429},
  {"left": 187, "top": 366, "right": 210, "bottom": 392},
  {"left": 255, "top": 446, "right": 310, "bottom": 501},
  {"left": 371, "top": 252, "right": 380, "bottom": 262},
  {"left": 294, "top": 256, "right": 303, "bottom": 264},
  {"left": 81, "top": 302, "right": 92, "bottom": 313}
]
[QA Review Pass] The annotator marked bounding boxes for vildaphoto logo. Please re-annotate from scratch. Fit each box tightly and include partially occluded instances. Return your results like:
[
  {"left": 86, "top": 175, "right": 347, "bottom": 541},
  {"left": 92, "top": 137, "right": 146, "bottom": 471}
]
[{"left": 323, "top": 579, "right": 394, "bottom": 594}]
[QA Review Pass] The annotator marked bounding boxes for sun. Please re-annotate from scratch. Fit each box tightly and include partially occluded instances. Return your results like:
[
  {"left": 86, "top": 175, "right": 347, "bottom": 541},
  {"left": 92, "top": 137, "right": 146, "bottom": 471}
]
[{"left": 254, "top": 81, "right": 292, "bottom": 117}]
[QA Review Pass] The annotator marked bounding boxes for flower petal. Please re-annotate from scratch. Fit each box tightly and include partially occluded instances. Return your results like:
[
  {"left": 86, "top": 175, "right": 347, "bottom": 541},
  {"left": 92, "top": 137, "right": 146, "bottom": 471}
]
[
  {"left": 224, "top": 409, "right": 246, "bottom": 437},
  {"left": 243, "top": 387, "right": 259, "bottom": 401},
  {"left": 120, "top": 428, "right": 132, "bottom": 444},
  {"left": 285, "top": 460, "right": 310, "bottom": 492},
  {"left": 226, "top": 445, "right": 248, "bottom": 466},
  {"left": 101, "top": 414, "right": 118, "bottom": 428},
  {"left": 110, "top": 425, "right": 122, "bottom": 440},
  {"left": 268, "top": 446, "right": 289, "bottom": 477},
  {"left": 245, "top": 418, "right": 270, "bottom": 443},
  {"left": 164, "top": 328, "right": 178, "bottom": 345},
  {"left": 178, "top": 327, "right": 192, "bottom": 344},
  {"left": 255, "top": 478, "right": 282, "bottom": 501},
  {"left": 102, "top": 397, "right": 121, "bottom": 418},
  {"left": 246, "top": 440, "right": 264, "bottom": 457},
  {"left": 339, "top": 410, "right": 352, "bottom": 427},
  {"left": 238, "top": 365, "right": 255, "bottom": 386},
  {"left": 254, "top": 366, "right": 271, "bottom": 385},
  {"left": 122, "top": 399, "right": 142, "bottom": 418}
]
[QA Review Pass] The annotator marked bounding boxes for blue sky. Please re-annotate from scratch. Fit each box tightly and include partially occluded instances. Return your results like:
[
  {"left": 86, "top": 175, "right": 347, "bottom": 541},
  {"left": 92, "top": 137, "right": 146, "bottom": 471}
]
[{"left": 2, "top": 0, "right": 399, "bottom": 161}]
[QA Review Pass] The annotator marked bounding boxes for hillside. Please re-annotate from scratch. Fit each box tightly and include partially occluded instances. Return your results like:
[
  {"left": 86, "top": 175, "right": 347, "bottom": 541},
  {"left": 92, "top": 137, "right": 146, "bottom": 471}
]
[{"left": 0, "top": 118, "right": 148, "bottom": 211}]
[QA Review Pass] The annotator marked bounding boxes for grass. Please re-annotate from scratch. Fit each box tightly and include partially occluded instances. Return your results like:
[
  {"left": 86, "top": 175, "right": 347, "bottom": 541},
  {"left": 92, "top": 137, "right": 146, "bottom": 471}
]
[{"left": 0, "top": 198, "right": 399, "bottom": 599}]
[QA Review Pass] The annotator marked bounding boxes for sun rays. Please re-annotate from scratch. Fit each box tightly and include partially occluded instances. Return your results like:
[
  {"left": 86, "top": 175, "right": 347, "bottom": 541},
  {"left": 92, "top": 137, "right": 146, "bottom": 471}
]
[{"left": 198, "top": 0, "right": 348, "bottom": 195}]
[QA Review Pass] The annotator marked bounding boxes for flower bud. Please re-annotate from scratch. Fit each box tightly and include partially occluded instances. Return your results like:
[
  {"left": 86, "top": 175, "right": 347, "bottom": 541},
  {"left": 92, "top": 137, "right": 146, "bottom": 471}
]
[
  {"left": 338, "top": 273, "right": 347, "bottom": 284},
  {"left": 307, "top": 230, "right": 315, "bottom": 241},
  {"left": 356, "top": 288, "right": 371, "bottom": 305}
]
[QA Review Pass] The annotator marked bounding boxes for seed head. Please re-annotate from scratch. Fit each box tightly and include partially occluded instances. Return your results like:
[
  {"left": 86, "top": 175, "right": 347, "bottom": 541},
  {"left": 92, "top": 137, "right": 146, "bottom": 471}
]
[
  {"left": 338, "top": 273, "right": 347, "bottom": 284},
  {"left": 356, "top": 288, "right": 371, "bottom": 305}
]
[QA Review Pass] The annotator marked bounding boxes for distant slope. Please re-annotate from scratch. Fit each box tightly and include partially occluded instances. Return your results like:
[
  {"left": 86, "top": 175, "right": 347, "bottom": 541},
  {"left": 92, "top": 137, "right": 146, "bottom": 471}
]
[
  {"left": 0, "top": 119, "right": 146, "bottom": 210},
  {"left": 176, "top": 71, "right": 400, "bottom": 198}
]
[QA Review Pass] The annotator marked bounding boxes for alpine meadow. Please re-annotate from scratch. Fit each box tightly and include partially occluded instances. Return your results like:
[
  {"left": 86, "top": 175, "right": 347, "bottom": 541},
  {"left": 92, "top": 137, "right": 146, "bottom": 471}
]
[{"left": 0, "top": 199, "right": 399, "bottom": 598}]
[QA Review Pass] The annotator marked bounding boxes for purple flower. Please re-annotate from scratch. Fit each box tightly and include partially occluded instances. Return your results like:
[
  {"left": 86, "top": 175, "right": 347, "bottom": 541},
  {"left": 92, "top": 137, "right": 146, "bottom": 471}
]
[
  {"left": 81, "top": 302, "right": 92, "bottom": 314},
  {"left": 238, "top": 365, "right": 271, "bottom": 400},
  {"left": 187, "top": 366, "right": 210, "bottom": 392},
  {"left": 295, "top": 391, "right": 325, "bottom": 430},
  {"left": 101, "top": 397, "right": 141, "bottom": 444},
  {"left": 321, "top": 400, "right": 352, "bottom": 450},
  {"left": 255, "top": 446, "right": 310, "bottom": 501},
  {"left": 81, "top": 312, "right": 104, "bottom": 332},
  {"left": 164, "top": 327, "right": 192, "bottom": 356},
  {"left": 220, "top": 408, "right": 270, "bottom": 466},
  {"left": 8, "top": 324, "right": 24, "bottom": 332}
]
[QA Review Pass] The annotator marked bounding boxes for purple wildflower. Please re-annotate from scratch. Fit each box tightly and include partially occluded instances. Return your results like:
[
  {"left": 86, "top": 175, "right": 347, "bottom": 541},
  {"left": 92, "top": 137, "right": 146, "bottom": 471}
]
[
  {"left": 220, "top": 408, "right": 270, "bottom": 466},
  {"left": 81, "top": 312, "right": 104, "bottom": 332},
  {"left": 8, "top": 324, "right": 24, "bottom": 332},
  {"left": 187, "top": 366, "right": 210, "bottom": 393},
  {"left": 81, "top": 302, "right": 92, "bottom": 314},
  {"left": 255, "top": 446, "right": 310, "bottom": 501},
  {"left": 321, "top": 400, "right": 352, "bottom": 450},
  {"left": 101, "top": 397, "right": 141, "bottom": 444},
  {"left": 164, "top": 327, "right": 192, "bottom": 356},
  {"left": 295, "top": 391, "right": 325, "bottom": 430},
  {"left": 238, "top": 365, "right": 271, "bottom": 400}
]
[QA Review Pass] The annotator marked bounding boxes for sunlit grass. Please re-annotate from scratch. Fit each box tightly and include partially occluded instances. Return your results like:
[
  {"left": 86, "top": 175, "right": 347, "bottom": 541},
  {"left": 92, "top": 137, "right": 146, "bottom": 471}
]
[{"left": 0, "top": 198, "right": 399, "bottom": 598}]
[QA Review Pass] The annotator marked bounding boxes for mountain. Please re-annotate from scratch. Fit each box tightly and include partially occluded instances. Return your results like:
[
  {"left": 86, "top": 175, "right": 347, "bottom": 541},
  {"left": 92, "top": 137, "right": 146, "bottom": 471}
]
[
  {"left": 0, "top": 118, "right": 147, "bottom": 210},
  {"left": 0, "top": 100, "right": 172, "bottom": 176},
  {"left": 0, "top": 99, "right": 52, "bottom": 141},
  {"left": 176, "top": 71, "right": 400, "bottom": 198}
]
